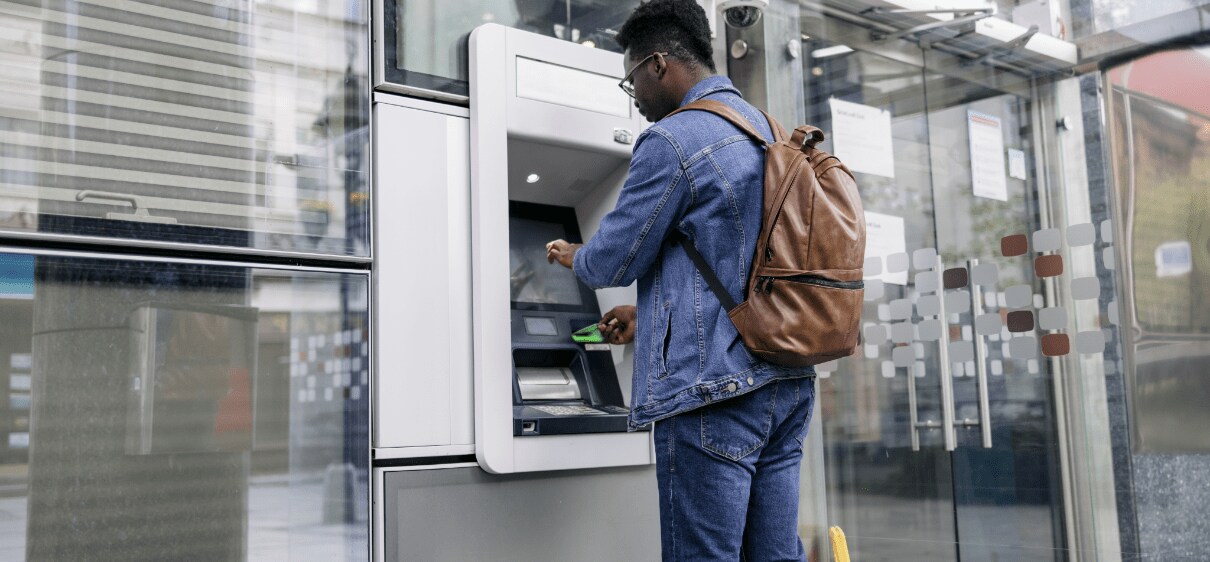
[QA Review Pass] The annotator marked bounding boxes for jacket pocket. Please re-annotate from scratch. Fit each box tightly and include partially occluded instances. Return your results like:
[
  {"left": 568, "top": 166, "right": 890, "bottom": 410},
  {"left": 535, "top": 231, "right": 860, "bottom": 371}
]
[{"left": 655, "top": 304, "right": 673, "bottom": 379}]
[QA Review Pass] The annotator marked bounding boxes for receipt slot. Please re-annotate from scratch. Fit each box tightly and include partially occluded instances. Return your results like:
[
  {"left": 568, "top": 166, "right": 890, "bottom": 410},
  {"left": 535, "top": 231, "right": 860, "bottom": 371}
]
[{"left": 470, "top": 24, "right": 654, "bottom": 473}]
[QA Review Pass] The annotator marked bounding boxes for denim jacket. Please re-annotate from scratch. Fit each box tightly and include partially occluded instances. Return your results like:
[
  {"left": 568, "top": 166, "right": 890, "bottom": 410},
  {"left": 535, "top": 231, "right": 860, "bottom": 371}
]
[{"left": 573, "top": 76, "right": 814, "bottom": 429}]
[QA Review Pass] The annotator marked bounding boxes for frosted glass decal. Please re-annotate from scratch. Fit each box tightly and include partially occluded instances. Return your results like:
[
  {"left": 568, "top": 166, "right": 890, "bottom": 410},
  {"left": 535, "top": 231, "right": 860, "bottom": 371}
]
[
  {"left": 945, "top": 291, "right": 971, "bottom": 314},
  {"left": 1032, "top": 228, "right": 1061, "bottom": 252},
  {"left": 864, "top": 324, "right": 888, "bottom": 344},
  {"left": 1071, "top": 277, "right": 1101, "bottom": 300},
  {"left": 918, "top": 319, "right": 942, "bottom": 341},
  {"left": 865, "top": 279, "right": 886, "bottom": 301},
  {"left": 975, "top": 313, "right": 1002, "bottom": 336},
  {"left": 1010, "top": 336, "right": 1038, "bottom": 359},
  {"left": 949, "top": 341, "right": 974, "bottom": 363},
  {"left": 886, "top": 252, "right": 910, "bottom": 274},
  {"left": 1067, "top": 223, "right": 1095, "bottom": 246},
  {"left": 889, "top": 299, "right": 913, "bottom": 320},
  {"left": 912, "top": 248, "right": 937, "bottom": 271},
  {"left": 1039, "top": 307, "right": 1068, "bottom": 330},
  {"left": 917, "top": 295, "right": 941, "bottom": 317},
  {"left": 1076, "top": 331, "right": 1107, "bottom": 354},
  {"left": 1005, "top": 285, "right": 1033, "bottom": 309},
  {"left": 915, "top": 271, "right": 939, "bottom": 294},
  {"left": 864, "top": 256, "right": 883, "bottom": 276}
]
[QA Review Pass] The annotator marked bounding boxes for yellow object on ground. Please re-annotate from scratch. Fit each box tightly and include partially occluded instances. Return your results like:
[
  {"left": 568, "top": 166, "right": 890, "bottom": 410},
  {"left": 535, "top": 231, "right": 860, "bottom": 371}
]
[{"left": 829, "top": 526, "right": 850, "bottom": 562}]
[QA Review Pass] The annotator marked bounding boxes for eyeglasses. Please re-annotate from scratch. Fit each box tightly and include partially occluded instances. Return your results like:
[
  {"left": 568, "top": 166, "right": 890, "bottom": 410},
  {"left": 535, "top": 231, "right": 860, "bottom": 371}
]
[{"left": 618, "top": 52, "right": 668, "bottom": 99}]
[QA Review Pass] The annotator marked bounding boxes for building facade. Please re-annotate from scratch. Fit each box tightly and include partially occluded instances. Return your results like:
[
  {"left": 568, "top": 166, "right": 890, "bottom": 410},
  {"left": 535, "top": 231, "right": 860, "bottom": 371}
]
[{"left": 0, "top": 0, "right": 1207, "bottom": 560}]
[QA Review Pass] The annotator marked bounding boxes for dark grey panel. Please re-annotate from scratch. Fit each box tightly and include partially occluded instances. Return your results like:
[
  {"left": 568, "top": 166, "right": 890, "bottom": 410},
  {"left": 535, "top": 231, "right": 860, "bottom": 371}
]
[{"left": 384, "top": 465, "right": 659, "bottom": 562}]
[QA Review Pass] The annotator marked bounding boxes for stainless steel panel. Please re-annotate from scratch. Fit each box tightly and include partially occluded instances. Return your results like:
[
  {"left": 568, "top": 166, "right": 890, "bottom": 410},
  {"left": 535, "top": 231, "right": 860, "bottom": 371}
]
[{"left": 382, "top": 464, "right": 659, "bottom": 561}]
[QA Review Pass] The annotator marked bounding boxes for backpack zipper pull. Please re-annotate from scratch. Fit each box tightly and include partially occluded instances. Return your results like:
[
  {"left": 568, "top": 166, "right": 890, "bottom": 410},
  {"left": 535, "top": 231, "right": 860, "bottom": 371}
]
[
  {"left": 756, "top": 276, "right": 774, "bottom": 294},
  {"left": 765, "top": 247, "right": 774, "bottom": 262}
]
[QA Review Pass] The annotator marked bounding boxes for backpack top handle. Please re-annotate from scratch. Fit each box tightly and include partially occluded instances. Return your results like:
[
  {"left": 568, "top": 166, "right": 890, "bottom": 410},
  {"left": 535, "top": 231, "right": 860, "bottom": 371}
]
[{"left": 790, "top": 125, "right": 825, "bottom": 151}]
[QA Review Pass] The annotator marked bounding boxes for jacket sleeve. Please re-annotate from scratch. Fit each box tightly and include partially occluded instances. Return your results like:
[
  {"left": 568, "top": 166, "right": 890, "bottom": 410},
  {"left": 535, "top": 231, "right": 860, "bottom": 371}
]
[{"left": 573, "top": 130, "right": 691, "bottom": 289}]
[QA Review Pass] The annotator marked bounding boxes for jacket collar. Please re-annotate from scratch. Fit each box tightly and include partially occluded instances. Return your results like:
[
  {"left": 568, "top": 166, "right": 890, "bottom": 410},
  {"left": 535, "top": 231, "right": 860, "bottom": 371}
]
[{"left": 680, "top": 75, "right": 742, "bottom": 107}]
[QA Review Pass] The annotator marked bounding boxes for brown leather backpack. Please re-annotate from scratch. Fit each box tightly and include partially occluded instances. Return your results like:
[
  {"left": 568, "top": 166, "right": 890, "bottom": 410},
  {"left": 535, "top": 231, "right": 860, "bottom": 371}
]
[{"left": 668, "top": 100, "right": 866, "bottom": 367}]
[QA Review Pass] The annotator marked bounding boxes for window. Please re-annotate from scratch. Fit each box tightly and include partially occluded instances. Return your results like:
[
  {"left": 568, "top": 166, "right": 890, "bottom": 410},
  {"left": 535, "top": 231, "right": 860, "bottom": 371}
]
[
  {"left": 0, "top": 251, "right": 369, "bottom": 559},
  {"left": 381, "top": 0, "right": 640, "bottom": 99},
  {"left": 0, "top": 1, "right": 370, "bottom": 256}
]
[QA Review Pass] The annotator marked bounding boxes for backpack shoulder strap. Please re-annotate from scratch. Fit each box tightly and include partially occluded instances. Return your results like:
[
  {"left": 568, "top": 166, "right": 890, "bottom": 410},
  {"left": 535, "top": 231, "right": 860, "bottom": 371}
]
[
  {"left": 764, "top": 111, "right": 788, "bottom": 143},
  {"left": 666, "top": 99, "right": 777, "bottom": 146},
  {"left": 669, "top": 231, "right": 738, "bottom": 312}
]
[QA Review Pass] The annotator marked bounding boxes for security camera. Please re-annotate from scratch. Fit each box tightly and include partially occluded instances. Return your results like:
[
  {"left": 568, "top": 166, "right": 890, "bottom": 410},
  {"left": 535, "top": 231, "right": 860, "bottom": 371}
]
[{"left": 718, "top": 0, "right": 767, "bottom": 29}]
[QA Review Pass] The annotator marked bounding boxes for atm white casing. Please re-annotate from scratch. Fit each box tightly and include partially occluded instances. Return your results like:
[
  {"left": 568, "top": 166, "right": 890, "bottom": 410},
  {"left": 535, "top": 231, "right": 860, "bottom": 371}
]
[{"left": 470, "top": 24, "right": 655, "bottom": 473}]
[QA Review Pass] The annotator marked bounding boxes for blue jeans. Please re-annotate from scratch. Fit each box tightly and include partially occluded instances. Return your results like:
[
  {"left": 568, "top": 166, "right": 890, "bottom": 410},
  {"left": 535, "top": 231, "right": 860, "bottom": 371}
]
[{"left": 654, "top": 377, "right": 816, "bottom": 561}]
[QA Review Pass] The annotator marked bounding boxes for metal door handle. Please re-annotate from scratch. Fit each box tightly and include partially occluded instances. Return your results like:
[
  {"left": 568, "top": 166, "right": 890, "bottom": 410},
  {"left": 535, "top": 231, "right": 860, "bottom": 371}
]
[
  {"left": 908, "top": 362, "right": 920, "bottom": 451},
  {"left": 909, "top": 256, "right": 956, "bottom": 451},
  {"left": 936, "top": 256, "right": 957, "bottom": 451},
  {"left": 968, "top": 259, "right": 993, "bottom": 448}
]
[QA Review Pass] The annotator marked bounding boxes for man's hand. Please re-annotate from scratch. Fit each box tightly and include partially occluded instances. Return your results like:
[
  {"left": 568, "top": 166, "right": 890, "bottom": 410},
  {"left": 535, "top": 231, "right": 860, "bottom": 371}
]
[
  {"left": 545, "top": 239, "right": 582, "bottom": 269},
  {"left": 599, "top": 305, "right": 637, "bottom": 345}
]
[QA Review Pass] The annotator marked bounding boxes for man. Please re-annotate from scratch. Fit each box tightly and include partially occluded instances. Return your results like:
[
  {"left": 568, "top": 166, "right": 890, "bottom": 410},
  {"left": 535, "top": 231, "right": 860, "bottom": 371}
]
[{"left": 544, "top": 1, "right": 816, "bottom": 560}]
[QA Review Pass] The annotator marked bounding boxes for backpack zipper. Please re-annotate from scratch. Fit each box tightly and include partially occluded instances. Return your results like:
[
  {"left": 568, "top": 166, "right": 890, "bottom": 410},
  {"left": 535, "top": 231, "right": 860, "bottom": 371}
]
[{"left": 758, "top": 275, "right": 864, "bottom": 293}]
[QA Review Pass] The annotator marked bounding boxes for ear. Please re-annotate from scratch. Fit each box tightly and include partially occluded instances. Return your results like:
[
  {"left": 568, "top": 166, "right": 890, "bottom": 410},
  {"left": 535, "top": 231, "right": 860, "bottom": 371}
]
[{"left": 653, "top": 53, "right": 668, "bottom": 79}]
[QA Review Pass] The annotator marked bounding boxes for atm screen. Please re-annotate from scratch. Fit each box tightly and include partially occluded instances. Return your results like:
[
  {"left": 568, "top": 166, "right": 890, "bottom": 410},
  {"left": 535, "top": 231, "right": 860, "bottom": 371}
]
[{"left": 509, "top": 216, "right": 583, "bottom": 306}]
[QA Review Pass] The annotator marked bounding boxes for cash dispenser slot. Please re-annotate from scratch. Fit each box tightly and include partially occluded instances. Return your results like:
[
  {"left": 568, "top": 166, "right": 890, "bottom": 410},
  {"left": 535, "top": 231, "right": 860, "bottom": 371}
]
[{"left": 516, "top": 367, "right": 581, "bottom": 401}]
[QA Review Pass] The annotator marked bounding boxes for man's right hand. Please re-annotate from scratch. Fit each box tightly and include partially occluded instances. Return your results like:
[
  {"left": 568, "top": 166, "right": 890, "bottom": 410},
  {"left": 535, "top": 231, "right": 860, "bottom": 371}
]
[{"left": 599, "top": 305, "right": 637, "bottom": 345}]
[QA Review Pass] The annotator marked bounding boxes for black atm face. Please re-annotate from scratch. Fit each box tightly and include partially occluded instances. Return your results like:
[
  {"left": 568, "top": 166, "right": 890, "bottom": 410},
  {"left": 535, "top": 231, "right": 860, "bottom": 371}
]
[
  {"left": 509, "top": 216, "right": 583, "bottom": 307},
  {"left": 506, "top": 201, "right": 597, "bottom": 313},
  {"left": 507, "top": 202, "right": 638, "bottom": 436}
]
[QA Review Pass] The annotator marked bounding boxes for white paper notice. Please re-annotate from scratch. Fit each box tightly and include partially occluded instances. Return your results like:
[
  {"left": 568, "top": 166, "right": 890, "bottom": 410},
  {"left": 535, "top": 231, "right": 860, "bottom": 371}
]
[
  {"left": 1008, "top": 148, "right": 1027, "bottom": 180},
  {"left": 967, "top": 110, "right": 1008, "bottom": 201},
  {"left": 864, "top": 211, "right": 908, "bottom": 286},
  {"left": 830, "top": 98, "right": 895, "bottom": 178}
]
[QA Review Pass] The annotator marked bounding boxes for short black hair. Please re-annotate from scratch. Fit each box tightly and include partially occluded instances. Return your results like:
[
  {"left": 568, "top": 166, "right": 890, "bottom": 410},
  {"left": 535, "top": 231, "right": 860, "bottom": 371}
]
[{"left": 615, "top": 0, "right": 716, "bottom": 73}]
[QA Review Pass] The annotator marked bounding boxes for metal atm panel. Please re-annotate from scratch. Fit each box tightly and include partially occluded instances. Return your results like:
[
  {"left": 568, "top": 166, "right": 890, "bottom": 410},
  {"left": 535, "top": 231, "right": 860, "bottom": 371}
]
[{"left": 470, "top": 23, "right": 653, "bottom": 473}]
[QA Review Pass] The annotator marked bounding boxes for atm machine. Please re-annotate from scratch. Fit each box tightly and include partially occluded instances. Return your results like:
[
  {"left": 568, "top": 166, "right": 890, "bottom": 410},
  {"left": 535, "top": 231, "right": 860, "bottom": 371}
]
[
  {"left": 372, "top": 23, "right": 654, "bottom": 471},
  {"left": 470, "top": 23, "right": 654, "bottom": 474}
]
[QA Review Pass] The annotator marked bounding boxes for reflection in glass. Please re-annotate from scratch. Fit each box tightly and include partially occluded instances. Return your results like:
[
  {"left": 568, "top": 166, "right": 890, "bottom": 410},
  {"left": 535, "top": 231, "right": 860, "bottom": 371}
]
[
  {"left": 1108, "top": 47, "right": 1210, "bottom": 452},
  {"left": 0, "top": 1, "right": 369, "bottom": 256},
  {"left": 383, "top": 0, "right": 641, "bottom": 98},
  {"left": 0, "top": 252, "right": 368, "bottom": 560}
]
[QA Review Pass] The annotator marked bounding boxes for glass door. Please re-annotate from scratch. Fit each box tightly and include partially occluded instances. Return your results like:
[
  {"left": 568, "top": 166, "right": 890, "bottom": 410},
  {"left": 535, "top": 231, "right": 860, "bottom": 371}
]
[
  {"left": 801, "top": 38, "right": 1066, "bottom": 561},
  {"left": 805, "top": 46, "right": 959, "bottom": 561}
]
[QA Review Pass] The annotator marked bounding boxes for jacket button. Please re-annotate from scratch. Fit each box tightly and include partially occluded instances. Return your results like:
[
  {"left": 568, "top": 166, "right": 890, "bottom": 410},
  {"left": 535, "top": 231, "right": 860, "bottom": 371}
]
[
  {"left": 747, "top": 377, "right": 755, "bottom": 386},
  {"left": 725, "top": 383, "right": 737, "bottom": 393}
]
